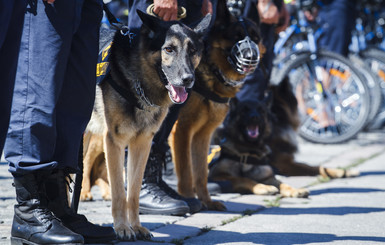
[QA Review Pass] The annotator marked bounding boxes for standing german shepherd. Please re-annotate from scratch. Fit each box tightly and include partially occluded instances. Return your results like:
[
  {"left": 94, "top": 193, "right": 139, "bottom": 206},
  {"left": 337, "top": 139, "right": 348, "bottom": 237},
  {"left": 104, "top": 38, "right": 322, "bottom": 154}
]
[
  {"left": 83, "top": 11, "right": 211, "bottom": 240},
  {"left": 168, "top": 0, "right": 262, "bottom": 211},
  {"left": 208, "top": 78, "right": 359, "bottom": 197}
]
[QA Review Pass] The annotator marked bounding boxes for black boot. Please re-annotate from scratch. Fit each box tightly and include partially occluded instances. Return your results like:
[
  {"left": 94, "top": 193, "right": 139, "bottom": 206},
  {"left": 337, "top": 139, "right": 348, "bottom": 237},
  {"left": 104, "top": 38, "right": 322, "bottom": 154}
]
[
  {"left": 139, "top": 148, "right": 201, "bottom": 215},
  {"left": 11, "top": 173, "right": 84, "bottom": 245},
  {"left": 45, "top": 170, "right": 116, "bottom": 244}
]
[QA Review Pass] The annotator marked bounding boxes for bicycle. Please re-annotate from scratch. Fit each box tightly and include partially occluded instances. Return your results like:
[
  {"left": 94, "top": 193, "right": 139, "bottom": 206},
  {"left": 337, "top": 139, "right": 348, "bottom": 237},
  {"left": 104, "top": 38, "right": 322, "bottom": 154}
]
[{"left": 272, "top": 0, "right": 371, "bottom": 144}]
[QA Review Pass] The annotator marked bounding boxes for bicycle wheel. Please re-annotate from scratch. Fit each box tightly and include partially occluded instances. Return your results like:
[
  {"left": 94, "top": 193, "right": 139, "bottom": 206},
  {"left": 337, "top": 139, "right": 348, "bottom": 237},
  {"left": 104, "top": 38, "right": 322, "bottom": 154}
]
[
  {"left": 359, "top": 47, "right": 385, "bottom": 129},
  {"left": 349, "top": 53, "right": 383, "bottom": 125},
  {"left": 275, "top": 50, "right": 371, "bottom": 144}
]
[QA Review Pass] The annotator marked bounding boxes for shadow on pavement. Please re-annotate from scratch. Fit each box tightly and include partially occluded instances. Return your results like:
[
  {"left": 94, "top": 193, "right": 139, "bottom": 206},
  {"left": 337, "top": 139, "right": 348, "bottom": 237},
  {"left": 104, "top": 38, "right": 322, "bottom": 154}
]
[
  {"left": 310, "top": 187, "right": 385, "bottom": 196},
  {"left": 358, "top": 170, "right": 385, "bottom": 176},
  {"left": 184, "top": 231, "right": 385, "bottom": 244},
  {"left": 260, "top": 206, "right": 385, "bottom": 216}
]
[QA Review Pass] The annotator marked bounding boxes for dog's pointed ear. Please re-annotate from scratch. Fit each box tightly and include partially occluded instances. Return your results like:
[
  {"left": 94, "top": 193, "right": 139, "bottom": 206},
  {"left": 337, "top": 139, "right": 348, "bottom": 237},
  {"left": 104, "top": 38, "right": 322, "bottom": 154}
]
[
  {"left": 193, "top": 14, "right": 212, "bottom": 37},
  {"left": 137, "top": 9, "right": 167, "bottom": 33}
]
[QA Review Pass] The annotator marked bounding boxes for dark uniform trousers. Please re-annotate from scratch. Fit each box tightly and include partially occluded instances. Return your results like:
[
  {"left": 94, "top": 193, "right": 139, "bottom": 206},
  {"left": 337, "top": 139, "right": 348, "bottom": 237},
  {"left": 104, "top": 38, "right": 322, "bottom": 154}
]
[
  {"left": 0, "top": 0, "right": 27, "bottom": 154},
  {"left": 4, "top": 0, "right": 103, "bottom": 175}
]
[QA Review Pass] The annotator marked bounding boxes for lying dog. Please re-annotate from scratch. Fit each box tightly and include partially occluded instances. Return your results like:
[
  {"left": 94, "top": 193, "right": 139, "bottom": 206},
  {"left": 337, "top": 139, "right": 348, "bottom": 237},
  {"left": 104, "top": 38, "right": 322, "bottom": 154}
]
[
  {"left": 169, "top": 0, "right": 262, "bottom": 211},
  {"left": 82, "top": 11, "right": 211, "bottom": 240},
  {"left": 208, "top": 78, "right": 360, "bottom": 197}
]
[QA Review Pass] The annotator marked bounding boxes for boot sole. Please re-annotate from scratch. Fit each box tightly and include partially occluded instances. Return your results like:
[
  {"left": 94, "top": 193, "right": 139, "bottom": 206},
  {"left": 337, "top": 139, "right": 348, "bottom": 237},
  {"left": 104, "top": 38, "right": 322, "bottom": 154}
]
[
  {"left": 11, "top": 237, "right": 83, "bottom": 245},
  {"left": 139, "top": 206, "right": 189, "bottom": 216}
]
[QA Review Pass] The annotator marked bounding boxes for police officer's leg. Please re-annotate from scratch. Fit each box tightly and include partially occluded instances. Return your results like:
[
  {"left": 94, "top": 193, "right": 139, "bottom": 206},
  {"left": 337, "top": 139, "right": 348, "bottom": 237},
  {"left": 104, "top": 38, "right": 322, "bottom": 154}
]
[
  {"left": 318, "top": 0, "right": 356, "bottom": 56},
  {"left": 5, "top": 1, "right": 87, "bottom": 243},
  {"left": 44, "top": 0, "right": 116, "bottom": 242},
  {"left": 0, "top": 0, "right": 26, "bottom": 154}
]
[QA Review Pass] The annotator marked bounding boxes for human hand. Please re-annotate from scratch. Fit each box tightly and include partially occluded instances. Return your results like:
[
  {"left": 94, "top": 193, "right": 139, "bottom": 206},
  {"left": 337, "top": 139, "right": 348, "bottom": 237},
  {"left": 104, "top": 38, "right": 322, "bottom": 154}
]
[
  {"left": 43, "top": 0, "right": 55, "bottom": 4},
  {"left": 258, "top": 0, "right": 279, "bottom": 25},
  {"left": 153, "top": 0, "right": 178, "bottom": 21},
  {"left": 201, "top": 0, "right": 213, "bottom": 16}
]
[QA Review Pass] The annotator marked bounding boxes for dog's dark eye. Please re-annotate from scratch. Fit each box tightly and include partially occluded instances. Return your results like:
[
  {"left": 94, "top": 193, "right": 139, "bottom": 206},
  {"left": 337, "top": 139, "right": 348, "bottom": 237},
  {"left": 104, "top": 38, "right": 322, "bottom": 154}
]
[{"left": 164, "top": 46, "right": 174, "bottom": 54}]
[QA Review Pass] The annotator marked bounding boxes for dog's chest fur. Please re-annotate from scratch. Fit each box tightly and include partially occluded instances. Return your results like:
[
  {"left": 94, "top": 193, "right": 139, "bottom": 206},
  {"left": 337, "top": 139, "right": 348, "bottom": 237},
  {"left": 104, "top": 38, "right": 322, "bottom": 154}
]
[{"left": 87, "top": 84, "right": 168, "bottom": 140}]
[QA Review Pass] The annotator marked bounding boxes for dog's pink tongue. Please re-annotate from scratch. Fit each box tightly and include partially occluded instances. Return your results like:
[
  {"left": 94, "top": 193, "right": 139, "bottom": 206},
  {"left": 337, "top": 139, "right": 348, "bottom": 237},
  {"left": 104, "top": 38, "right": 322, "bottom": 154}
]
[
  {"left": 169, "top": 85, "right": 188, "bottom": 103},
  {"left": 247, "top": 125, "right": 259, "bottom": 138}
]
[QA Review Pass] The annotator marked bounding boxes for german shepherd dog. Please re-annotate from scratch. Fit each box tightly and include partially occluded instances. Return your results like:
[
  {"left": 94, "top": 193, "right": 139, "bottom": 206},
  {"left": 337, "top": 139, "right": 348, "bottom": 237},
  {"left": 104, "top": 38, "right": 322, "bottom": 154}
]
[
  {"left": 168, "top": 0, "right": 262, "bottom": 211},
  {"left": 208, "top": 78, "right": 359, "bottom": 197},
  {"left": 82, "top": 11, "right": 211, "bottom": 240}
]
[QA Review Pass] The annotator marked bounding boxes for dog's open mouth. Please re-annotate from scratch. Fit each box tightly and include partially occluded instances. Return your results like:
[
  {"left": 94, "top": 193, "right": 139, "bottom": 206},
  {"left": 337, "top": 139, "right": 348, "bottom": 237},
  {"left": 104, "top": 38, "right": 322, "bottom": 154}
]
[
  {"left": 165, "top": 83, "right": 188, "bottom": 104},
  {"left": 246, "top": 125, "right": 259, "bottom": 138}
]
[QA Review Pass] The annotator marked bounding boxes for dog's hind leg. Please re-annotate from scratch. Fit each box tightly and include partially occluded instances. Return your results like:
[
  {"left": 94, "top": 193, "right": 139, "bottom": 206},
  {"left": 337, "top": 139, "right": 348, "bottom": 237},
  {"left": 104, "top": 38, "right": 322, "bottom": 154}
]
[
  {"left": 126, "top": 133, "right": 152, "bottom": 240},
  {"left": 104, "top": 132, "right": 135, "bottom": 240}
]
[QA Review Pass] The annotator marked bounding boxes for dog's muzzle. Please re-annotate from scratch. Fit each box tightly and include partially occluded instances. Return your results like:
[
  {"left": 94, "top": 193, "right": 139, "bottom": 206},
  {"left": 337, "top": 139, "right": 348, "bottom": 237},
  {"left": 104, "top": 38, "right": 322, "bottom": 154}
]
[{"left": 228, "top": 36, "right": 260, "bottom": 75}]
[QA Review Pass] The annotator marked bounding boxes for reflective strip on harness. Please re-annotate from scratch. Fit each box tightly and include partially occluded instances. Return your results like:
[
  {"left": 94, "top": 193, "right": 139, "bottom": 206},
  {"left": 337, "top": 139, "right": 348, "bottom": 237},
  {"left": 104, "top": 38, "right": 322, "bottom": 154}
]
[{"left": 96, "top": 41, "right": 112, "bottom": 84}]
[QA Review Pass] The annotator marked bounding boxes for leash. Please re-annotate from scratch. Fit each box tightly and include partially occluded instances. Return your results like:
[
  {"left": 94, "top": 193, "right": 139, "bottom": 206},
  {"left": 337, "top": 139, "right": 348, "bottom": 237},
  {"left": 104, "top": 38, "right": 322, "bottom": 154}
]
[
  {"left": 103, "top": 3, "right": 131, "bottom": 35},
  {"left": 71, "top": 136, "right": 83, "bottom": 213},
  {"left": 193, "top": 84, "right": 231, "bottom": 104}
]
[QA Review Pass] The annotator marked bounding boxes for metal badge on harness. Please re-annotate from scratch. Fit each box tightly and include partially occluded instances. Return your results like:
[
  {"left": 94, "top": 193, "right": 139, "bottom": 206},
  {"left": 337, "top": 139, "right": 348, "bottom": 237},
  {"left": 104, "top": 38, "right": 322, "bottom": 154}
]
[{"left": 96, "top": 41, "right": 112, "bottom": 84}]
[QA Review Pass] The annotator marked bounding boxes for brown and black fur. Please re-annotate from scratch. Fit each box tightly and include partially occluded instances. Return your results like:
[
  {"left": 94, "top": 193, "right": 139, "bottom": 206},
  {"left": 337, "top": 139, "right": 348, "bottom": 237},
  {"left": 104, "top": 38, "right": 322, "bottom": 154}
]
[
  {"left": 82, "top": 11, "right": 211, "bottom": 240},
  {"left": 168, "top": 0, "right": 262, "bottom": 211},
  {"left": 208, "top": 78, "right": 359, "bottom": 197}
]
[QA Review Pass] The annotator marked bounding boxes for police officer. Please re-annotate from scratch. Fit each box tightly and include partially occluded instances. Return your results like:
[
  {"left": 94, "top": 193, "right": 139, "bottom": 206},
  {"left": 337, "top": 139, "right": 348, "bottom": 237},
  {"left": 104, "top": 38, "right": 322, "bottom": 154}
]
[{"left": 4, "top": 0, "right": 116, "bottom": 244}]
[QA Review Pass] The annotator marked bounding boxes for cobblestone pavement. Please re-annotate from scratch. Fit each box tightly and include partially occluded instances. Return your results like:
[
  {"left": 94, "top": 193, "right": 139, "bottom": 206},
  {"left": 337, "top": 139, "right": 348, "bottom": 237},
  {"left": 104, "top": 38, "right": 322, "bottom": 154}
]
[{"left": 1, "top": 130, "right": 385, "bottom": 244}]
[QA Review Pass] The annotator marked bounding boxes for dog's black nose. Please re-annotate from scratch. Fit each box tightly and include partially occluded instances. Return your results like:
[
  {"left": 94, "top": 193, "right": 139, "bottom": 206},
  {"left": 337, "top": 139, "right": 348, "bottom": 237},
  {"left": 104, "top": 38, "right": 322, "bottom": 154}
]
[{"left": 182, "top": 74, "right": 194, "bottom": 88}]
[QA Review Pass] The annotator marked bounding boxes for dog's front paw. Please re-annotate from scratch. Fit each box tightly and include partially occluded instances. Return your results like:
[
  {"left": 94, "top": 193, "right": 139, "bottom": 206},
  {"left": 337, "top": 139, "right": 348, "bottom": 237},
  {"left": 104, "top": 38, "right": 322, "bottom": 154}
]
[
  {"left": 252, "top": 184, "right": 279, "bottom": 195},
  {"left": 114, "top": 223, "right": 136, "bottom": 241},
  {"left": 132, "top": 225, "right": 152, "bottom": 240},
  {"left": 280, "top": 184, "right": 309, "bottom": 198},
  {"left": 80, "top": 191, "right": 93, "bottom": 201},
  {"left": 205, "top": 200, "right": 227, "bottom": 211}
]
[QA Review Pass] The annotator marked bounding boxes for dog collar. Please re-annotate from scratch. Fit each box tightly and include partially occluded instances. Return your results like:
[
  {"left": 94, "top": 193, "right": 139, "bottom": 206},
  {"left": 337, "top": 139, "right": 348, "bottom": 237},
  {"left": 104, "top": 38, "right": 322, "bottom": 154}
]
[
  {"left": 134, "top": 81, "right": 159, "bottom": 108},
  {"left": 106, "top": 76, "right": 159, "bottom": 110},
  {"left": 212, "top": 67, "right": 245, "bottom": 87}
]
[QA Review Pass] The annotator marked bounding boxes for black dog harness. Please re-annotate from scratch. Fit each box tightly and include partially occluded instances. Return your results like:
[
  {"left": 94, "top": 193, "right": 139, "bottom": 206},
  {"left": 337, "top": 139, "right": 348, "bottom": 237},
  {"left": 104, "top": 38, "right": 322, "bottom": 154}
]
[
  {"left": 96, "top": 5, "right": 160, "bottom": 110},
  {"left": 210, "top": 139, "right": 271, "bottom": 167}
]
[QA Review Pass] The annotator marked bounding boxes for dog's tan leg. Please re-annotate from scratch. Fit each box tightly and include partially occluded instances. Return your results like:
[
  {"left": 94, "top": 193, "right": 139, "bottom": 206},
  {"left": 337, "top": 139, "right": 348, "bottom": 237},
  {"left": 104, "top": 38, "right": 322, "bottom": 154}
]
[
  {"left": 81, "top": 132, "right": 104, "bottom": 201},
  {"left": 270, "top": 153, "right": 320, "bottom": 176},
  {"left": 126, "top": 134, "right": 152, "bottom": 240},
  {"left": 104, "top": 132, "right": 134, "bottom": 240},
  {"left": 170, "top": 122, "right": 195, "bottom": 198},
  {"left": 191, "top": 129, "right": 226, "bottom": 211}
]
